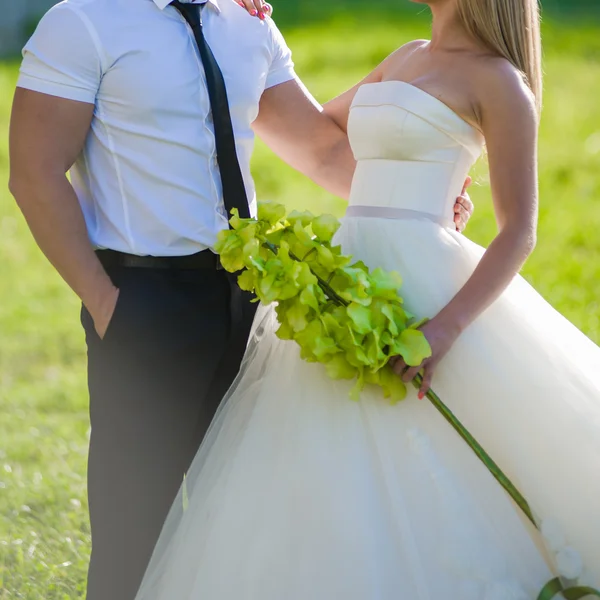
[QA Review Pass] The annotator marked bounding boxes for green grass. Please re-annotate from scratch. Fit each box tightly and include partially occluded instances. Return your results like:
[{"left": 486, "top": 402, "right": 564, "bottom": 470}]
[{"left": 1, "top": 6, "right": 599, "bottom": 598}]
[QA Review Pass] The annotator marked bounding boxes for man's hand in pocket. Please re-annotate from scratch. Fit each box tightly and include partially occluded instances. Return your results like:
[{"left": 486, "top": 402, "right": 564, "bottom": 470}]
[{"left": 89, "top": 285, "right": 120, "bottom": 340}]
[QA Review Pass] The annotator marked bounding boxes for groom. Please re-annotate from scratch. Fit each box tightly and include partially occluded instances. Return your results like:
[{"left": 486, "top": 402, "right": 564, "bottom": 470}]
[{"left": 9, "top": 0, "right": 472, "bottom": 598}]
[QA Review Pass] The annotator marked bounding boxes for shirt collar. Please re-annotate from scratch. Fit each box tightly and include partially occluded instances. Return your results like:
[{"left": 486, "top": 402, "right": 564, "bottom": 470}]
[{"left": 153, "top": 0, "right": 221, "bottom": 14}]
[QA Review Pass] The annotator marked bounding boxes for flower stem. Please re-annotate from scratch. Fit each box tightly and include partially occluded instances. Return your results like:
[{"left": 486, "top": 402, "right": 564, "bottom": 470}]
[{"left": 411, "top": 374, "right": 536, "bottom": 526}]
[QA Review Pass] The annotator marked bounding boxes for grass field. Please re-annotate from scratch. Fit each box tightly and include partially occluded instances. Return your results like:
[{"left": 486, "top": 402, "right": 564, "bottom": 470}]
[{"left": 1, "top": 3, "right": 599, "bottom": 598}]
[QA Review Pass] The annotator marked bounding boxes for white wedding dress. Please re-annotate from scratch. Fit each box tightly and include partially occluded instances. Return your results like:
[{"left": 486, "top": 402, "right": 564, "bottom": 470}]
[{"left": 136, "top": 81, "right": 600, "bottom": 599}]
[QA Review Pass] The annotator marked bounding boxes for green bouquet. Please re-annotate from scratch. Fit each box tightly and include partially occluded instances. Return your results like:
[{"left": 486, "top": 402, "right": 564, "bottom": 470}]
[{"left": 215, "top": 201, "right": 431, "bottom": 403}]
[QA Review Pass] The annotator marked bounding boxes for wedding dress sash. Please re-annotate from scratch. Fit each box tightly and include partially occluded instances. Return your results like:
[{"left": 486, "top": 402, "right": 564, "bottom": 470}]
[{"left": 344, "top": 205, "right": 454, "bottom": 229}]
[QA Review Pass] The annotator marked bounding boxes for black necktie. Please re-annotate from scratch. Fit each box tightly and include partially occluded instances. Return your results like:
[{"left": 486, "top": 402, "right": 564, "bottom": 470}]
[{"left": 171, "top": 0, "right": 251, "bottom": 222}]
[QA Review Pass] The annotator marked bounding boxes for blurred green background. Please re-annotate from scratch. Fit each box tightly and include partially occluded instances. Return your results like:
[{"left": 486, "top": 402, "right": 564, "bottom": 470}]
[{"left": 1, "top": 1, "right": 599, "bottom": 597}]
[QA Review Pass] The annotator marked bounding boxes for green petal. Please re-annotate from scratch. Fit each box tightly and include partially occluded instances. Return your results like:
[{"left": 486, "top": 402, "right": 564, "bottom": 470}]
[
  {"left": 324, "top": 354, "right": 357, "bottom": 380},
  {"left": 381, "top": 304, "right": 399, "bottom": 336},
  {"left": 242, "top": 238, "right": 261, "bottom": 265},
  {"left": 321, "top": 312, "right": 345, "bottom": 340},
  {"left": 299, "top": 284, "right": 321, "bottom": 311},
  {"left": 311, "top": 213, "right": 341, "bottom": 243},
  {"left": 219, "top": 251, "right": 245, "bottom": 273},
  {"left": 347, "top": 303, "right": 373, "bottom": 335},
  {"left": 316, "top": 244, "right": 337, "bottom": 271},
  {"left": 365, "top": 331, "right": 387, "bottom": 368},
  {"left": 377, "top": 367, "right": 408, "bottom": 404},
  {"left": 275, "top": 320, "right": 294, "bottom": 340},
  {"left": 369, "top": 268, "right": 403, "bottom": 300},
  {"left": 258, "top": 201, "right": 287, "bottom": 225},
  {"left": 228, "top": 208, "right": 241, "bottom": 229},
  {"left": 293, "top": 220, "right": 316, "bottom": 248},
  {"left": 296, "top": 262, "right": 318, "bottom": 288},
  {"left": 215, "top": 230, "right": 242, "bottom": 255},
  {"left": 345, "top": 346, "right": 370, "bottom": 367},
  {"left": 257, "top": 273, "right": 279, "bottom": 303},
  {"left": 237, "top": 222, "right": 259, "bottom": 245},
  {"left": 286, "top": 299, "right": 311, "bottom": 332},
  {"left": 237, "top": 270, "right": 256, "bottom": 292},
  {"left": 392, "top": 329, "right": 432, "bottom": 367},
  {"left": 349, "top": 369, "right": 365, "bottom": 401},
  {"left": 287, "top": 210, "right": 314, "bottom": 228},
  {"left": 312, "top": 335, "right": 339, "bottom": 360},
  {"left": 294, "top": 320, "right": 325, "bottom": 359}
]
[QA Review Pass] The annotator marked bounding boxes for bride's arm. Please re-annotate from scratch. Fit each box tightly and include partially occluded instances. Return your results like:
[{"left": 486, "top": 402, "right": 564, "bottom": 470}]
[{"left": 396, "top": 64, "right": 539, "bottom": 396}]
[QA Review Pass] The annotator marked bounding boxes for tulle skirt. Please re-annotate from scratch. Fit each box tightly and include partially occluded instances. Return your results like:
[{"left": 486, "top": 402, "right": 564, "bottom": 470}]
[{"left": 135, "top": 216, "right": 600, "bottom": 599}]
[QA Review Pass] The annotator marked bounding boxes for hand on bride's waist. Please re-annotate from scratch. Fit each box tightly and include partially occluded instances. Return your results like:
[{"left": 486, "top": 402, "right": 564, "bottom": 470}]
[{"left": 390, "top": 316, "right": 461, "bottom": 399}]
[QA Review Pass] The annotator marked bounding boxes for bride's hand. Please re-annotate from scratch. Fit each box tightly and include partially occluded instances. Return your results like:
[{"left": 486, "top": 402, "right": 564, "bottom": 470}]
[
  {"left": 391, "top": 318, "right": 460, "bottom": 399},
  {"left": 454, "top": 176, "right": 474, "bottom": 232},
  {"left": 236, "top": 0, "right": 273, "bottom": 19}
]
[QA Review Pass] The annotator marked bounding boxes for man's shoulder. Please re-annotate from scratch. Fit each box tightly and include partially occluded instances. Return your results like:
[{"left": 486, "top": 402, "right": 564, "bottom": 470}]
[
  {"left": 40, "top": 0, "right": 117, "bottom": 24},
  {"left": 50, "top": 0, "right": 111, "bottom": 13},
  {"left": 218, "top": 0, "right": 278, "bottom": 40}
]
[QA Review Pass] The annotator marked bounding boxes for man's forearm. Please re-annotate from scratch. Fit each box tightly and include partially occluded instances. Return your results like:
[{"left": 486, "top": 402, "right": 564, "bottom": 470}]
[{"left": 10, "top": 173, "right": 115, "bottom": 316}]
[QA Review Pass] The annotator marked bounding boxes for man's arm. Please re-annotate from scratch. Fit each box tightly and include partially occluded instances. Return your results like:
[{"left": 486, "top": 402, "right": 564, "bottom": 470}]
[
  {"left": 9, "top": 89, "right": 118, "bottom": 337},
  {"left": 10, "top": 4, "right": 120, "bottom": 337},
  {"left": 252, "top": 78, "right": 356, "bottom": 200}
]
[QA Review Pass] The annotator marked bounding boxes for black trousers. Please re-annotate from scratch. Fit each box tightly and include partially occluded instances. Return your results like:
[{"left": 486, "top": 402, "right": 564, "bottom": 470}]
[{"left": 80, "top": 262, "right": 256, "bottom": 600}]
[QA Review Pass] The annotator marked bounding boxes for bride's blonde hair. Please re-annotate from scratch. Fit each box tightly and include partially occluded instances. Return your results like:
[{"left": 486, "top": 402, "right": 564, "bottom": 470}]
[{"left": 456, "top": 0, "right": 543, "bottom": 114}]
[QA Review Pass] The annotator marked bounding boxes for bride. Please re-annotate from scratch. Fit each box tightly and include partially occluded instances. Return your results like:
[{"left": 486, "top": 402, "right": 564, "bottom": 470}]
[{"left": 136, "top": 0, "right": 600, "bottom": 597}]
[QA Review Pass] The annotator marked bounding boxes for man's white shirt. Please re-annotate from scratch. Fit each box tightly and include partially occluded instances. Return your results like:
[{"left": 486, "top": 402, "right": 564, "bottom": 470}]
[{"left": 17, "top": 0, "right": 296, "bottom": 256}]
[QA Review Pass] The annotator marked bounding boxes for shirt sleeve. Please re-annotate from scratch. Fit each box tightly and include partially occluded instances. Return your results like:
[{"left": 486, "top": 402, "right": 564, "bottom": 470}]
[
  {"left": 17, "top": 4, "right": 103, "bottom": 104},
  {"left": 265, "top": 19, "right": 296, "bottom": 89}
]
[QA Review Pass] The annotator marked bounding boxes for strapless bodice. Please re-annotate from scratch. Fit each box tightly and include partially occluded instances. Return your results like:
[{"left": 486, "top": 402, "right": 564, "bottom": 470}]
[{"left": 347, "top": 81, "right": 485, "bottom": 227}]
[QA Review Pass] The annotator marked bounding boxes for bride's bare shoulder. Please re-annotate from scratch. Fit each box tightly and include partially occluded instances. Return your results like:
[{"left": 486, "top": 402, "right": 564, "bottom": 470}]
[
  {"left": 397, "top": 39, "right": 430, "bottom": 53},
  {"left": 473, "top": 57, "right": 538, "bottom": 125},
  {"left": 375, "top": 40, "right": 429, "bottom": 71},
  {"left": 389, "top": 39, "right": 430, "bottom": 62}
]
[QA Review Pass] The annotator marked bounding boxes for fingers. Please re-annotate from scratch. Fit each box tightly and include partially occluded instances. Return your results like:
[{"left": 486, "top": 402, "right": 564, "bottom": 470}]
[
  {"left": 401, "top": 365, "right": 422, "bottom": 384},
  {"left": 391, "top": 355, "right": 422, "bottom": 384},
  {"left": 253, "top": 0, "right": 267, "bottom": 16},
  {"left": 418, "top": 365, "right": 435, "bottom": 399},
  {"left": 454, "top": 203, "right": 468, "bottom": 232},
  {"left": 236, "top": 0, "right": 270, "bottom": 18},
  {"left": 454, "top": 192, "right": 474, "bottom": 232},
  {"left": 390, "top": 355, "right": 436, "bottom": 400},
  {"left": 458, "top": 192, "right": 474, "bottom": 215},
  {"left": 390, "top": 356, "right": 406, "bottom": 376},
  {"left": 461, "top": 175, "right": 473, "bottom": 196}
]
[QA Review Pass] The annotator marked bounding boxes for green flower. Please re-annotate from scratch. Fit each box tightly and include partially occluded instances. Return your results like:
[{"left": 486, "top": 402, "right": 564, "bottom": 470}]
[
  {"left": 237, "top": 269, "right": 257, "bottom": 292},
  {"left": 375, "top": 366, "right": 408, "bottom": 404},
  {"left": 215, "top": 229, "right": 245, "bottom": 272},
  {"left": 368, "top": 268, "right": 403, "bottom": 301},
  {"left": 324, "top": 354, "right": 356, "bottom": 380},
  {"left": 390, "top": 328, "right": 432, "bottom": 367},
  {"left": 258, "top": 202, "right": 287, "bottom": 226},
  {"left": 287, "top": 210, "right": 314, "bottom": 228},
  {"left": 283, "top": 297, "right": 311, "bottom": 332},
  {"left": 311, "top": 213, "right": 340, "bottom": 243},
  {"left": 347, "top": 302, "right": 373, "bottom": 335}
]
